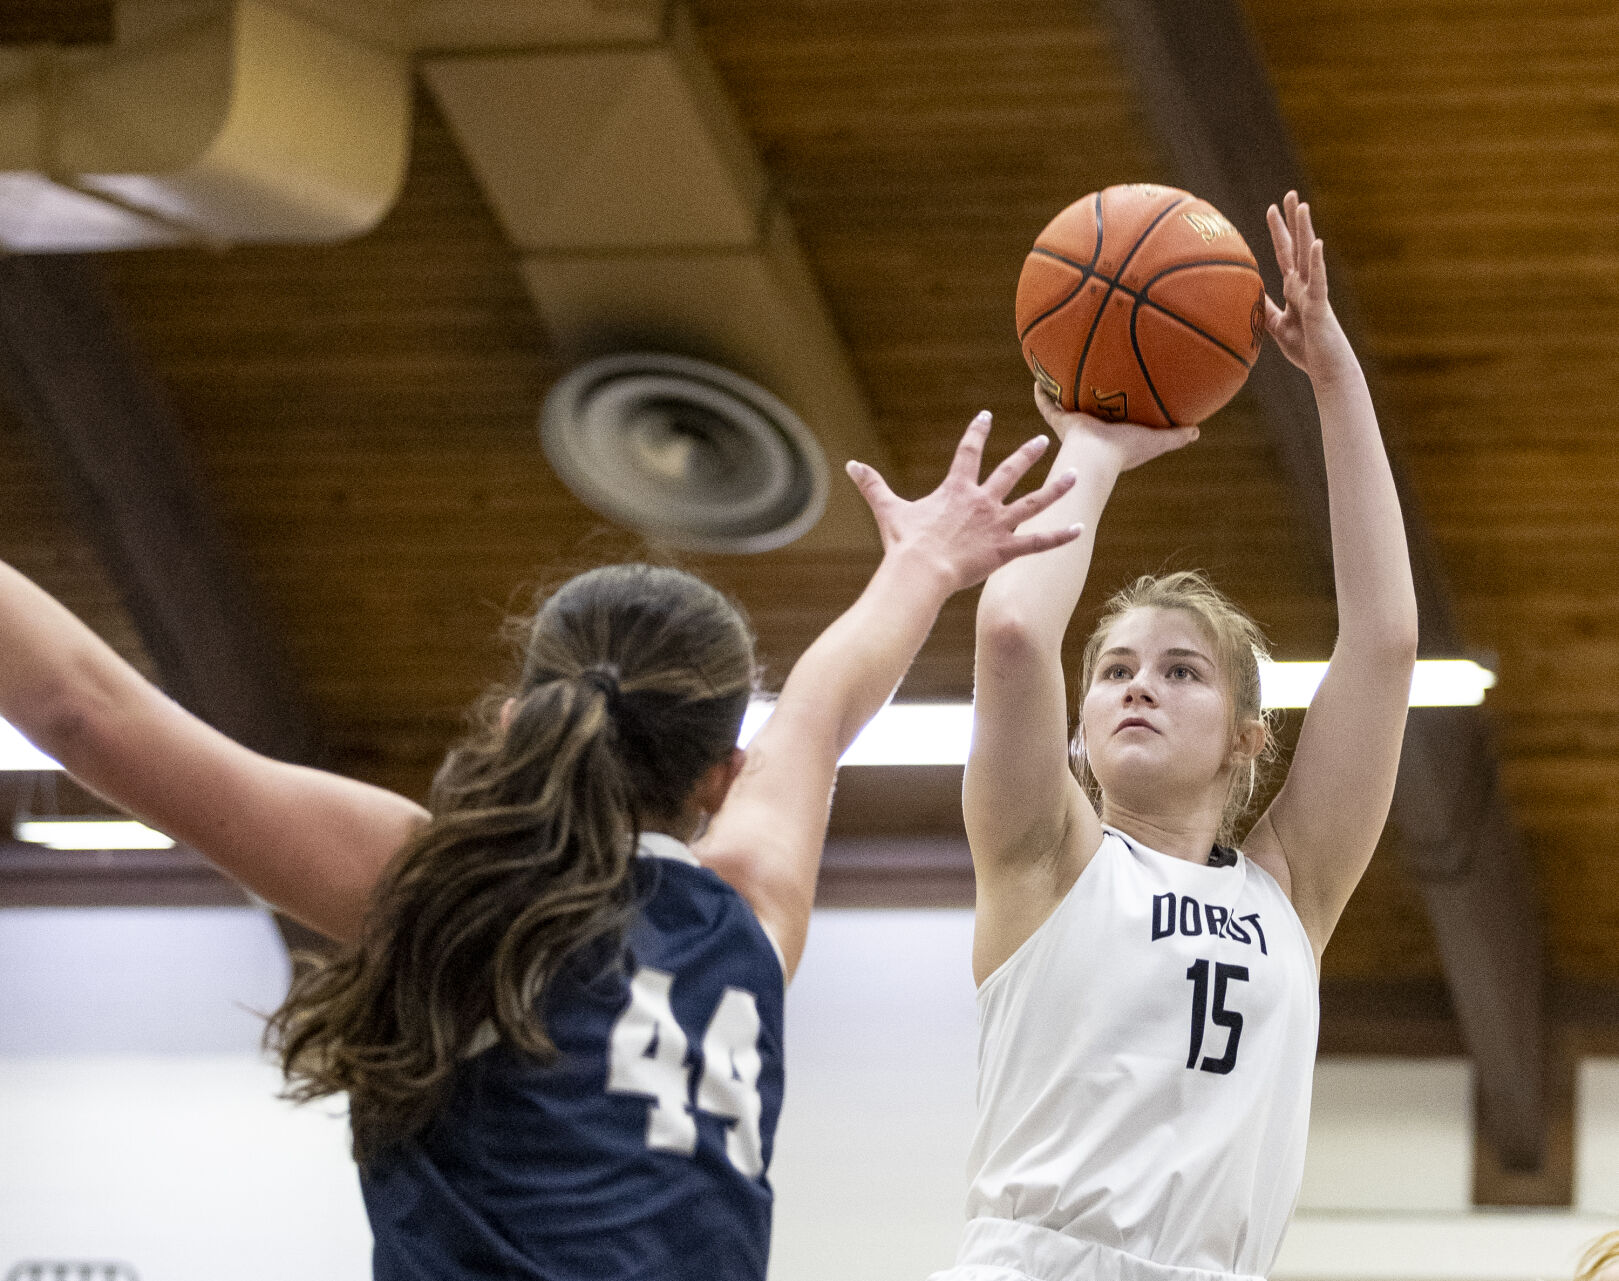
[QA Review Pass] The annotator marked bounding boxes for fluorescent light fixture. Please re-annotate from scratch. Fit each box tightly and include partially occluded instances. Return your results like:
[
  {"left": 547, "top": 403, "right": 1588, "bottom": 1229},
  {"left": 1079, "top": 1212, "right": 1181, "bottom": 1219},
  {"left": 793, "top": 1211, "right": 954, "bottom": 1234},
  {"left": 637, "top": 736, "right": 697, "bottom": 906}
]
[
  {"left": 1259, "top": 658, "right": 1496, "bottom": 709},
  {"left": 739, "top": 660, "right": 1496, "bottom": 766},
  {"left": 14, "top": 819, "right": 177, "bottom": 850},
  {"left": 0, "top": 718, "right": 60, "bottom": 771}
]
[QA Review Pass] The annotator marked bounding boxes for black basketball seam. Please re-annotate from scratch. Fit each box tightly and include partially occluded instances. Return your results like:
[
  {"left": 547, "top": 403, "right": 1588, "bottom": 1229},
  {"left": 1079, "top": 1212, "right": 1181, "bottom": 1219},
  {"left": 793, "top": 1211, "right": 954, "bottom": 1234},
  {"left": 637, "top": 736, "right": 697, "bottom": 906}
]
[
  {"left": 1018, "top": 193, "right": 1108, "bottom": 345},
  {"left": 1072, "top": 195, "right": 1189, "bottom": 411},
  {"left": 1028, "top": 246, "right": 1093, "bottom": 273},
  {"left": 1135, "top": 295, "right": 1258, "bottom": 368},
  {"left": 1018, "top": 258, "right": 1095, "bottom": 344},
  {"left": 1129, "top": 304, "right": 1174, "bottom": 425},
  {"left": 1134, "top": 259, "right": 1264, "bottom": 366}
]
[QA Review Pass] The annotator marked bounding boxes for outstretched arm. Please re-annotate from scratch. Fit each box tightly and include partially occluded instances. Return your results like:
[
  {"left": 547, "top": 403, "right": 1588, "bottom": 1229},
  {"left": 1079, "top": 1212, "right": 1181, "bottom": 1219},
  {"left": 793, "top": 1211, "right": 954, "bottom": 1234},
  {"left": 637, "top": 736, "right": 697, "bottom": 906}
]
[
  {"left": 965, "top": 397, "right": 1197, "bottom": 885},
  {"left": 0, "top": 560, "right": 426, "bottom": 941},
  {"left": 697, "top": 411, "right": 1083, "bottom": 979},
  {"left": 1244, "top": 192, "right": 1420, "bottom": 957}
]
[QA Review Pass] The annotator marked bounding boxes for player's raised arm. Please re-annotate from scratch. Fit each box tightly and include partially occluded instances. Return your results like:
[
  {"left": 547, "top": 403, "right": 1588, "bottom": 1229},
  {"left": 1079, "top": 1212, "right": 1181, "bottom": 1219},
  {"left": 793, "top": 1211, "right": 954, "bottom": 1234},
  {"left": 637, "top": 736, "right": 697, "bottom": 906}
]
[
  {"left": 965, "top": 398, "right": 1197, "bottom": 889},
  {"left": 1243, "top": 191, "right": 1419, "bottom": 956},
  {"left": 0, "top": 558, "right": 427, "bottom": 941},
  {"left": 697, "top": 410, "right": 1082, "bottom": 980}
]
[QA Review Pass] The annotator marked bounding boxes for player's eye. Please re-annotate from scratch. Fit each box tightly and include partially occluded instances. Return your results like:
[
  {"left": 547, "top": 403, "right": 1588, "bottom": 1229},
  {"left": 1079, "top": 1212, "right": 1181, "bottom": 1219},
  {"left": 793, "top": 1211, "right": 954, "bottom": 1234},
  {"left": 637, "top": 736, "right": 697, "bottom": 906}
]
[
  {"left": 1169, "top": 664, "right": 1199, "bottom": 680},
  {"left": 1103, "top": 664, "right": 1131, "bottom": 680}
]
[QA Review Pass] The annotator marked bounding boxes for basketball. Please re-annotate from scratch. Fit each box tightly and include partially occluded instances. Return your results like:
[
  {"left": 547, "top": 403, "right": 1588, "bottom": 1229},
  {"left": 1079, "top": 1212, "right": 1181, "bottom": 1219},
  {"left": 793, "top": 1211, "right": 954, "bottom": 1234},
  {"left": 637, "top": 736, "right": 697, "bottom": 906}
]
[{"left": 1015, "top": 184, "right": 1267, "bottom": 428}]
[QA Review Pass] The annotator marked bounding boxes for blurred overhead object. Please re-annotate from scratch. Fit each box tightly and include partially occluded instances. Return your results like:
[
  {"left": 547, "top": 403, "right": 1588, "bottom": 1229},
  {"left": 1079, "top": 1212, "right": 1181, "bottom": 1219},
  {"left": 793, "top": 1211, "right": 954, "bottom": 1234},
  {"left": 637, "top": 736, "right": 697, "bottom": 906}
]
[
  {"left": 422, "top": 2, "right": 886, "bottom": 552},
  {"left": 542, "top": 352, "right": 828, "bottom": 554},
  {"left": 0, "top": 0, "right": 114, "bottom": 46},
  {"left": 0, "top": 0, "right": 410, "bottom": 251}
]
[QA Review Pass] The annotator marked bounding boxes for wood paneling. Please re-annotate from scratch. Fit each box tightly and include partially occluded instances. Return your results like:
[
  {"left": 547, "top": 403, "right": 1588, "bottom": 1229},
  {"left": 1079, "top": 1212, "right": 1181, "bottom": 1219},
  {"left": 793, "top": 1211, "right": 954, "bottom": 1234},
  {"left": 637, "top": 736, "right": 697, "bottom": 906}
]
[
  {"left": 1242, "top": 0, "right": 1619, "bottom": 981},
  {"left": 0, "top": 0, "right": 112, "bottom": 45},
  {"left": 8, "top": 0, "right": 1619, "bottom": 1003}
]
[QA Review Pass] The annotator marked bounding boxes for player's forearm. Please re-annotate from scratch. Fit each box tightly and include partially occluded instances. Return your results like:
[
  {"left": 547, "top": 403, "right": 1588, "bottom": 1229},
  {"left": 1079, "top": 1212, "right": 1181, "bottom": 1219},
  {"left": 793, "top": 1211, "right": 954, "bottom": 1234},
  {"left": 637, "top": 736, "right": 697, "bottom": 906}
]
[
  {"left": 773, "top": 549, "right": 955, "bottom": 755},
  {"left": 0, "top": 559, "right": 142, "bottom": 763},
  {"left": 1313, "top": 353, "right": 1419, "bottom": 657},
  {"left": 977, "top": 428, "right": 1119, "bottom": 652}
]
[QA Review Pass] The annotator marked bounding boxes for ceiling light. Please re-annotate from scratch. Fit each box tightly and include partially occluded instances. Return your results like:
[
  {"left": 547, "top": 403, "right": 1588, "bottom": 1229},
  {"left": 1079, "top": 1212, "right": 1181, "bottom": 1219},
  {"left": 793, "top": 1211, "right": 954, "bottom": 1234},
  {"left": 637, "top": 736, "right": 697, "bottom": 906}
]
[
  {"left": 738, "top": 660, "right": 1497, "bottom": 766},
  {"left": 14, "top": 819, "right": 176, "bottom": 850},
  {"left": 1259, "top": 658, "right": 1496, "bottom": 709},
  {"left": 0, "top": 720, "right": 60, "bottom": 771}
]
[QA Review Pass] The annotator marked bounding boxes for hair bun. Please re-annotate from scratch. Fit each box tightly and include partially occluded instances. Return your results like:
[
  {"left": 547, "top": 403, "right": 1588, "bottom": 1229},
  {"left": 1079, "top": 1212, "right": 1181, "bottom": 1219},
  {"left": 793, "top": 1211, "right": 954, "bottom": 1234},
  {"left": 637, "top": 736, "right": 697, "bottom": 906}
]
[{"left": 578, "top": 664, "right": 622, "bottom": 706}]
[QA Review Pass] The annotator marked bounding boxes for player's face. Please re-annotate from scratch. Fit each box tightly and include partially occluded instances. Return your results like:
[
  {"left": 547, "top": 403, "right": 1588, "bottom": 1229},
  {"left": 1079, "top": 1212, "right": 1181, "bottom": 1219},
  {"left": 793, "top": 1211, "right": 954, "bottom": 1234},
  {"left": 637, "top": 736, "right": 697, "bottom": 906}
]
[{"left": 1081, "top": 607, "right": 1237, "bottom": 806}]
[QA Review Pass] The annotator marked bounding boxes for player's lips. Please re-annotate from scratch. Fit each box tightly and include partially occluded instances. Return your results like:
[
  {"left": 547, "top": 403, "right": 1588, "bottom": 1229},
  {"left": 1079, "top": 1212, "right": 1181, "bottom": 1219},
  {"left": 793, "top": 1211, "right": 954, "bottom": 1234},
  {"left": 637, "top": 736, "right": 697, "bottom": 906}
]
[{"left": 1114, "top": 717, "right": 1159, "bottom": 735}]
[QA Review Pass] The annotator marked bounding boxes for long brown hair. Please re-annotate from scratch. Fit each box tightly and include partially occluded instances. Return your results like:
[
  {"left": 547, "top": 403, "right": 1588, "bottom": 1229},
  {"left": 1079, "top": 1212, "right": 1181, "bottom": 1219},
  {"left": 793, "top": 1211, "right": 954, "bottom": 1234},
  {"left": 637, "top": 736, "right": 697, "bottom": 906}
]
[
  {"left": 1073, "top": 570, "right": 1278, "bottom": 845},
  {"left": 266, "top": 564, "right": 755, "bottom": 1162}
]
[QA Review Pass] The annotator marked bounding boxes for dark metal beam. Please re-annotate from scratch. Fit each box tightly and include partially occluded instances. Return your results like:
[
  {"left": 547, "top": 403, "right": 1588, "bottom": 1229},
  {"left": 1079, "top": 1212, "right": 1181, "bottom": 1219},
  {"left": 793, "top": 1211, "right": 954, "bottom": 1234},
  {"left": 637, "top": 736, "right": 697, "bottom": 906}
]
[
  {"left": 0, "top": 254, "right": 331, "bottom": 955},
  {"left": 1096, "top": 0, "right": 1547, "bottom": 1170}
]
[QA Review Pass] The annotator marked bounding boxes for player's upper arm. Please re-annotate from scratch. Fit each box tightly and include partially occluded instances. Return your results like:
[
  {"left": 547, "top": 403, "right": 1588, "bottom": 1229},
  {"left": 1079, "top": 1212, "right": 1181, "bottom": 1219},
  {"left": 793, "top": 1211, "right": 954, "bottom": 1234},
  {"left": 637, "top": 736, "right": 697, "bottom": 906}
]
[
  {"left": 964, "top": 608, "right": 1098, "bottom": 880},
  {"left": 1246, "top": 637, "right": 1415, "bottom": 955},
  {"left": 47, "top": 666, "right": 427, "bottom": 943},
  {"left": 696, "top": 699, "right": 842, "bottom": 983}
]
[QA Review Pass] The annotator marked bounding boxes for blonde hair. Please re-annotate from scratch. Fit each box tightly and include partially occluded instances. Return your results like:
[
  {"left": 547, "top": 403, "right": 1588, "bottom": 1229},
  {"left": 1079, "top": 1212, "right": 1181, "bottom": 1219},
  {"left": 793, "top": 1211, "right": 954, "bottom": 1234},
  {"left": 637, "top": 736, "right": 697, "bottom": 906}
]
[
  {"left": 1577, "top": 1232, "right": 1619, "bottom": 1281},
  {"left": 1073, "top": 570, "right": 1277, "bottom": 845}
]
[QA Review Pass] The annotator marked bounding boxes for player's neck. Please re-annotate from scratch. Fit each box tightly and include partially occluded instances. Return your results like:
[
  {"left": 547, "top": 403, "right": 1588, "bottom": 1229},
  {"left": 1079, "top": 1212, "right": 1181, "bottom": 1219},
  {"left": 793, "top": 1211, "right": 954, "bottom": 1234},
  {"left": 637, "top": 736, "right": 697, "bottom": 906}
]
[{"left": 1099, "top": 803, "right": 1222, "bottom": 865}]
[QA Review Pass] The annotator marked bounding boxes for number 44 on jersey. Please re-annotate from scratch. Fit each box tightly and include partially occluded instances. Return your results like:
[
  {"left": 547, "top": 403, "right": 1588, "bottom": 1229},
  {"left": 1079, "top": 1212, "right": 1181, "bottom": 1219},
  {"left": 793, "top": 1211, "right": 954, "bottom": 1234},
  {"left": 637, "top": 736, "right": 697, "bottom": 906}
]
[{"left": 607, "top": 967, "right": 766, "bottom": 1177}]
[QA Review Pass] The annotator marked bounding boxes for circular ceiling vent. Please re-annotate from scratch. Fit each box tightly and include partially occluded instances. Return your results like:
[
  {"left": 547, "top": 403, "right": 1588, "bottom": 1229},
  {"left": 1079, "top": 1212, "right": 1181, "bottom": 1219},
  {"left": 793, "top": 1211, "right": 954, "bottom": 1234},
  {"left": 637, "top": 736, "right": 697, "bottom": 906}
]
[{"left": 540, "top": 352, "right": 829, "bottom": 555}]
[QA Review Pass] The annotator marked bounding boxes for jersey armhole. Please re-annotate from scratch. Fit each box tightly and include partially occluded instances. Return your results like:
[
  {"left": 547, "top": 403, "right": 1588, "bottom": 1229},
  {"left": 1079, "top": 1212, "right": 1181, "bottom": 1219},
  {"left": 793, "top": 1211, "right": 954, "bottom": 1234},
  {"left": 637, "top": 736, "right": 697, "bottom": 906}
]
[
  {"left": 756, "top": 918, "right": 788, "bottom": 983},
  {"left": 975, "top": 827, "right": 1115, "bottom": 998}
]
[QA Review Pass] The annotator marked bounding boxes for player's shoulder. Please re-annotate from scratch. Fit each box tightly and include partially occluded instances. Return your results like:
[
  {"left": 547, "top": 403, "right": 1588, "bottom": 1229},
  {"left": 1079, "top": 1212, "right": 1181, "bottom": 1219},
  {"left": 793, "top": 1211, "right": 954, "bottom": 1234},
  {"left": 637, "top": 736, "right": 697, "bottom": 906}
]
[{"left": 633, "top": 836, "right": 786, "bottom": 984}]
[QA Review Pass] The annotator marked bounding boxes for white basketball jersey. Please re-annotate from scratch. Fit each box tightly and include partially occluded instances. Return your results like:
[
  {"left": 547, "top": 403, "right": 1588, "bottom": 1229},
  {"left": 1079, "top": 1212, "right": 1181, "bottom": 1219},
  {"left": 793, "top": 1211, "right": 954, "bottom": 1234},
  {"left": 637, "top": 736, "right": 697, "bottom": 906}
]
[{"left": 959, "top": 826, "right": 1319, "bottom": 1279}]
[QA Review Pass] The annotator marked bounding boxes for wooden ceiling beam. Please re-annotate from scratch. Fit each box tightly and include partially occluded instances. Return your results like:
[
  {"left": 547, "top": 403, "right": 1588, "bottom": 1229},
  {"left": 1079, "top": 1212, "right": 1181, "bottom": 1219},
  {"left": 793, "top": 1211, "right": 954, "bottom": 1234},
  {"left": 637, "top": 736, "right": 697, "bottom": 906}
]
[
  {"left": 0, "top": 1, "right": 113, "bottom": 45},
  {"left": 1095, "top": 0, "right": 1548, "bottom": 1170},
  {"left": 0, "top": 254, "right": 328, "bottom": 956}
]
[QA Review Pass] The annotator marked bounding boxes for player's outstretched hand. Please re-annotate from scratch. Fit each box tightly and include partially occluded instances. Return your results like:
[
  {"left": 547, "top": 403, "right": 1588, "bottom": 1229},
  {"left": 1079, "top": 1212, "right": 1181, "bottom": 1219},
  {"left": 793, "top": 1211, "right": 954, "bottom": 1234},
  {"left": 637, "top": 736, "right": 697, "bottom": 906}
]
[
  {"left": 846, "top": 410, "right": 1083, "bottom": 595},
  {"left": 1033, "top": 385, "right": 1200, "bottom": 471},
  {"left": 1264, "top": 190, "right": 1353, "bottom": 379}
]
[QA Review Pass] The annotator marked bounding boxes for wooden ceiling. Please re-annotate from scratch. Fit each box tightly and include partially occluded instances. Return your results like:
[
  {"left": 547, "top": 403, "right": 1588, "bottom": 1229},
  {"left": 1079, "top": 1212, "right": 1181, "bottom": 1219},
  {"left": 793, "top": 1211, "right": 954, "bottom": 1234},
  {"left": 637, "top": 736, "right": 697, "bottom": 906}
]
[{"left": 3, "top": 0, "right": 1618, "bottom": 1012}]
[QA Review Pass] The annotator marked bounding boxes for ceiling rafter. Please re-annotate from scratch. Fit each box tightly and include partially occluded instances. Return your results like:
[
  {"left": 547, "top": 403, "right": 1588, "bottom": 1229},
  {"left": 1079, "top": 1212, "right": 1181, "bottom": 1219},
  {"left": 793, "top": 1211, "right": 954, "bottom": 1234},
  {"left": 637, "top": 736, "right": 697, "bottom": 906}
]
[
  {"left": 0, "top": 0, "right": 112, "bottom": 45},
  {"left": 1095, "top": 0, "right": 1547, "bottom": 1172},
  {"left": 0, "top": 253, "right": 329, "bottom": 957}
]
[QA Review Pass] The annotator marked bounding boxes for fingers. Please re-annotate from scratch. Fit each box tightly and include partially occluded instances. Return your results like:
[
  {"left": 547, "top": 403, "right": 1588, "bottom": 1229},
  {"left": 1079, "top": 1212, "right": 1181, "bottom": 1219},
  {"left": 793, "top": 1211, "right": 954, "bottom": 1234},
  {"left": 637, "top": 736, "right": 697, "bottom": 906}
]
[
  {"left": 1295, "top": 198, "right": 1316, "bottom": 253},
  {"left": 948, "top": 410, "right": 993, "bottom": 484},
  {"left": 982, "top": 434, "right": 1051, "bottom": 501},
  {"left": 1004, "top": 466, "right": 1077, "bottom": 525},
  {"left": 845, "top": 458, "right": 897, "bottom": 515},
  {"left": 1164, "top": 425, "right": 1200, "bottom": 453},
  {"left": 1266, "top": 203, "right": 1293, "bottom": 279},
  {"left": 1007, "top": 523, "right": 1085, "bottom": 559},
  {"left": 1308, "top": 237, "right": 1328, "bottom": 297},
  {"left": 1037, "top": 381, "right": 1079, "bottom": 429}
]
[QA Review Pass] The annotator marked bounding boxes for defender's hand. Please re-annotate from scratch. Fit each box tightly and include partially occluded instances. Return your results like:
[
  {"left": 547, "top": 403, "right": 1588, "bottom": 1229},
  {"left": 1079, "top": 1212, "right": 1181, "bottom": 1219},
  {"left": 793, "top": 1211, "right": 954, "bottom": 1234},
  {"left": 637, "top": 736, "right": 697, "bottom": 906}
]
[{"left": 846, "top": 410, "right": 1084, "bottom": 594}]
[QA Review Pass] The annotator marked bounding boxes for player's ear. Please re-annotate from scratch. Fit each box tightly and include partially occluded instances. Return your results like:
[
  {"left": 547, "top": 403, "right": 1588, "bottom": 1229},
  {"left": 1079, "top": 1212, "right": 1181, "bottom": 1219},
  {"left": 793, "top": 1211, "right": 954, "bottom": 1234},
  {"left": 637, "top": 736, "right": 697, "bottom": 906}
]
[
  {"left": 693, "top": 748, "right": 747, "bottom": 816},
  {"left": 1229, "top": 717, "right": 1266, "bottom": 768}
]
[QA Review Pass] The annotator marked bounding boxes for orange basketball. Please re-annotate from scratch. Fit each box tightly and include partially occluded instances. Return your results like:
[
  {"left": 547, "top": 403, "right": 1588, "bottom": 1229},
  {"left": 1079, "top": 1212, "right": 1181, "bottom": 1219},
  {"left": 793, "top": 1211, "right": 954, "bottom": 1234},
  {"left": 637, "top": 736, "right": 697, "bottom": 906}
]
[{"left": 1015, "top": 184, "right": 1267, "bottom": 428}]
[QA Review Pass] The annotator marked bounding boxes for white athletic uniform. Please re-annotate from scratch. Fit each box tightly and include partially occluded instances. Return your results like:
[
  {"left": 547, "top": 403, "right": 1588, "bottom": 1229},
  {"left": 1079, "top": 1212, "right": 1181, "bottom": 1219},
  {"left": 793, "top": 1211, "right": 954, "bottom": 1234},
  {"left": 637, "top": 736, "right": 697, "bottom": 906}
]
[{"left": 934, "top": 826, "right": 1319, "bottom": 1281}]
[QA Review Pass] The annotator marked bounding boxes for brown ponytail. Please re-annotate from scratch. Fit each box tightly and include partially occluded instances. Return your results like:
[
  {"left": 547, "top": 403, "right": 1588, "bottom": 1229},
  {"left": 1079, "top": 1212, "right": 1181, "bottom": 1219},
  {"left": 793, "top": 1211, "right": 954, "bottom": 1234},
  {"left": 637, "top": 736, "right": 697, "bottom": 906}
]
[{"left": 266, "top": 565, "right": 755, "bottom": 1162}]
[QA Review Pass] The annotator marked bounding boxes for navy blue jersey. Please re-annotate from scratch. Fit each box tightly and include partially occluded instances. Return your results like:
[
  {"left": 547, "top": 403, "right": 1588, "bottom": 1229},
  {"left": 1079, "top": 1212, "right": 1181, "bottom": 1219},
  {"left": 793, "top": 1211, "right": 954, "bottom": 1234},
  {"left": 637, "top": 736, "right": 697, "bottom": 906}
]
[{"left": 361, "top": 836, "right": 786, "bottom": 1281}]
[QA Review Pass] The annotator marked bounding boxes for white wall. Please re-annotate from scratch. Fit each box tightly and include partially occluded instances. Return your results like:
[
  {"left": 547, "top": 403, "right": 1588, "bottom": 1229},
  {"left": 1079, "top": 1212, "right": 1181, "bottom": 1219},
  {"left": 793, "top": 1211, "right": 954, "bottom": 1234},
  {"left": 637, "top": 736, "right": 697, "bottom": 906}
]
[
  {"left": 2, "top": 905, "right": 1616, "bottom": 1281},
  {"left": 0, "top": 907, "right": 372, "bottom": 1281},
  {"left": 1579, "top": 1059, "right": 1619, "bottom": 1213},
  {"left": 769, "top": 909, "right": 980, "bottom": 1280}
]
